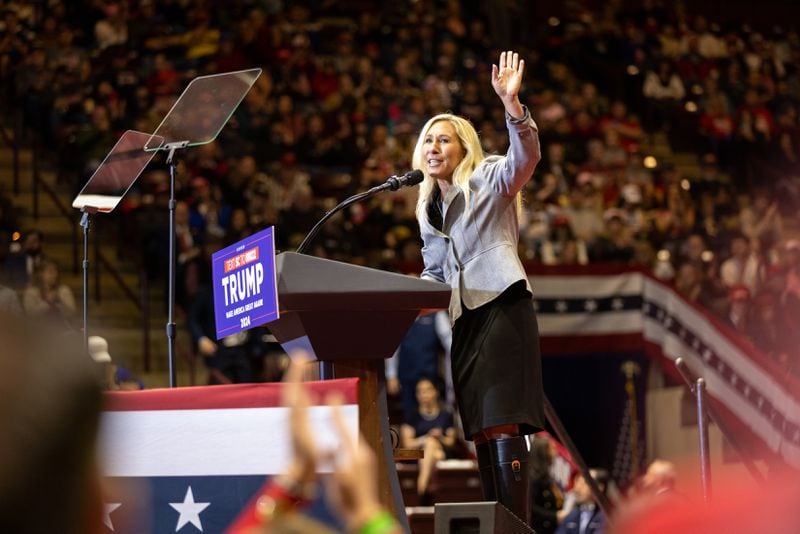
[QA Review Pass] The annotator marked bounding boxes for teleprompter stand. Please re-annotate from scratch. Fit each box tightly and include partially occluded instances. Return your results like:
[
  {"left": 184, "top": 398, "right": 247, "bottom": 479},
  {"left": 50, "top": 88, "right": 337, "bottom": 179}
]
[
  {"left": 143, "top": 68, "right": 261, "bottom": 387},
  {"left": 72, "top": 130, "right": 163, "bottom": 352}
]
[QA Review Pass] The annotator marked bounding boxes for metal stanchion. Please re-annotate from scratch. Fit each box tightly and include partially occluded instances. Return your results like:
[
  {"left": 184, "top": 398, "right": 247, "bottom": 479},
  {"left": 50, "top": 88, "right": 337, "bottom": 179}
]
[
  {"left": 696, "top": 378, "right": 712, "bottom": 504},
  {"left": 675, "top": 356, "right": 771, "bottom": 505}
]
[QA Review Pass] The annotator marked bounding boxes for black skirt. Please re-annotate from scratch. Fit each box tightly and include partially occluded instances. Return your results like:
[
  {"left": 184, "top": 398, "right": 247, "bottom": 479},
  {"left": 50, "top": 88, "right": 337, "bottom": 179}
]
[{"left": 451, "top": 280, "right": 545, "bottom": 439}]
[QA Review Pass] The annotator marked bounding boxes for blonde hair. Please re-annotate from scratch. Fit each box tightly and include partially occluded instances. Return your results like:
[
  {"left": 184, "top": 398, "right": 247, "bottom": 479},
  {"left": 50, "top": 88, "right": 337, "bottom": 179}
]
[
  {"left": 413, "top": 114, "right": 522, "bottom": 224},
  {"left": 413, "top": 114, "right": 485, "bottom": 223}
]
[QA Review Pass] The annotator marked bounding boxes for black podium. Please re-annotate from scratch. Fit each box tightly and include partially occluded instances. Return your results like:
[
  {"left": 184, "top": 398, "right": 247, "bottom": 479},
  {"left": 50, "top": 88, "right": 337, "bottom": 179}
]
[
  {"left": 267, "top": 252, "right": 451, "bottom": 529},
  {"left": 435, "top": 502, "right": 534, "bottom": 533}
]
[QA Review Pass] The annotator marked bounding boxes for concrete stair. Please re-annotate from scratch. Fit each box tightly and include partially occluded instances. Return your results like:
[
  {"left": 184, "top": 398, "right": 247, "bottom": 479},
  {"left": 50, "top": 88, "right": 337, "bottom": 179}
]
[
  {"left": 2, "top": 143, "right": 199, "bottom": 388},
  {"left": 640, "top": 131, "right": 699, "bottom": 178}
]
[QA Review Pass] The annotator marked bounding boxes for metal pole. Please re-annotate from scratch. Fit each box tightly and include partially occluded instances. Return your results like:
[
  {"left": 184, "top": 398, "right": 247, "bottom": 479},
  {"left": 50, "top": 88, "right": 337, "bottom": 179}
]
[
  {"left": 94, "top": 217, "right": 101, "bottom": 302},
  {"left": 319, "top": 361, "right": 334, "bottom": 380},
  {"left": 32, "top": 141, "right": 39, "bottom": 219},
  {"left": 696, "top": 378, "right": 712, "bottom": 504},
  {"left": 80, "top": 210, "right": 91, "bottom": 354},
  {"left": 141, "top": 266, "right": 151, "bottom": 373},
  {"left": 543, "top": 395, "right": 614, "bottom": 521},
  {"left": 162, "top": 140, "right": 189, "bottom": 387},
  {"left": 166, "top": 147, "right": 178, "bottom": 388},
  {"left": 675, "top": 358, "right": 765, "bottom": 485},
  {"left": 11, "top": 112, "right": 20, "bottom": 195}
]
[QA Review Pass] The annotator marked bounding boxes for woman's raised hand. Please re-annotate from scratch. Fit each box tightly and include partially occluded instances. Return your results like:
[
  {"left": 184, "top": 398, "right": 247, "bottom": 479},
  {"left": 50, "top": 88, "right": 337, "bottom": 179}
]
[{"left": 492, "top": 50, "right": 525, "bottom": 103}]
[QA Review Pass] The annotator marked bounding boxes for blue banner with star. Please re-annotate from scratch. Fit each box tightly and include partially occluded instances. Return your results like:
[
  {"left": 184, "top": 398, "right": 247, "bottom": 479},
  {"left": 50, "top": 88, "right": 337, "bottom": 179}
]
[
  {"left": 102, "top": 476, "right": 338, "bottom": 533},
  {"left": 98, "top": 381, "right": 360, "bottom": 533}
]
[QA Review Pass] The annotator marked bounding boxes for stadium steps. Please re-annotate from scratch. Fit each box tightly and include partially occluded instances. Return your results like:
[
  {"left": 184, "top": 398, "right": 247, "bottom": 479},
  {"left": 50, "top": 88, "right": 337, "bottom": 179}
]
[
  {"left": 1, "top": 144, "right": 196, "bottom": 386},
  {"left": 640, "top": 131, "right": 700, "bottom": 178}
]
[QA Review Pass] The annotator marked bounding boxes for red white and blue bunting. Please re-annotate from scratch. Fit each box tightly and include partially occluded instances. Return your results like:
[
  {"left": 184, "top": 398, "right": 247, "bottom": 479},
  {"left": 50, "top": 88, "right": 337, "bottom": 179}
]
[{"left": 527, "top": 267, "right": 800, "bottom": 469}]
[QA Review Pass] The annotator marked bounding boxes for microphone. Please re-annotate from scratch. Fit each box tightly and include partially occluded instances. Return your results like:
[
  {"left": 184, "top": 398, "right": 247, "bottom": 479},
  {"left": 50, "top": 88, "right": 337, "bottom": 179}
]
[
  {"left": 372, "top": 169, "right": 425, "bottom": 193},
  {"left": 296, "top": 170, "right": 424, "bottom": 254}
]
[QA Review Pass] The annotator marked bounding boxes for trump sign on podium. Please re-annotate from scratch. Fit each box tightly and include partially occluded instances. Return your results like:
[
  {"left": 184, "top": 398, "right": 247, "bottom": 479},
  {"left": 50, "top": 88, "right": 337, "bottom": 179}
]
[{"left": 211, "top": 227, "right": 279, "bottom": 339}]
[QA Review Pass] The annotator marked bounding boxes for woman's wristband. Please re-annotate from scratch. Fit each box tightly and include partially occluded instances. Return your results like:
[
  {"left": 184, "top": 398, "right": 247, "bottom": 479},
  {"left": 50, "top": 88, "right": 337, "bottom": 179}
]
[{"left": 356, "top": 510, "right": 398, "bottom": 534}]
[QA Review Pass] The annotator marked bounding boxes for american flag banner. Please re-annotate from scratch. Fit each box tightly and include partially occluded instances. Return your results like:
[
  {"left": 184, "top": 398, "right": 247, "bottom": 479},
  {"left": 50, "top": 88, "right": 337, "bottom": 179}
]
[
  {"left": 98, "top": 380, "right": 359, "bottom": 533},
  {"left": 610, "top": 366, "right": 646, "bottom": 488},
  {"left": 527, "top": 266, "right": 800, "bottom": 470}
]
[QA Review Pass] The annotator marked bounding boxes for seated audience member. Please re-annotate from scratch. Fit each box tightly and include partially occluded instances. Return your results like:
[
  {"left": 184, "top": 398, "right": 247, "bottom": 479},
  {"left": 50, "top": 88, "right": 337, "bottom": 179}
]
[
  {"left": 642, "top": 60, "right": 685, "bottom": 133},
  {"left": 0, "top": 312, "right": 105, "bottom": 533},
  {"left": 599, "top": 101, "right": 644, "bottom": 153},
  {"left": 739, "top": 192, "right": 782, "bottom": 249},
  {"left": 87, "top": 335, "right": 144, "bottom": 390},
  {"left": 400, "top": 377, "right": 458, "bottom": 502},
  {"left": 4, "top": 229, "right": 48, "bottom": 289},
  {"left": 638, "top": 459, "right": 685, "bottom": 503},
  {"left": 725, "top": 283, "right": 751, "bottom": 333},
  {"left": 719, "top": 232, "right": 763, "bottom": 296},
  {"left": 188, "top": 284, "right": 260, "bottom": 384},
  {"left": 746, "top": 292, "right": 781, "bottom": 358},
  {"left": 769, "top": 241, "right": 800, "bottom": 374},
  {"left": 541, "top": 215, "right": 589, "bottom": 265},
  {"left": 673, "top": 261, "right": 703, "bottom": 301},
  {"left": 529, "top": 437, "right": 566, "bottom": 533},
  {"left": 386, "top": 311, "right": 450, "bottom": 421},
  {"left": 22, "top": 259, "right": 77, "bottom": 325},
  {"left": 228, "top": 355, "right": 402, "bottom": 534},
  {"left": 556, "top": 469, "right": 608, "bottom": 534},
  {"left": 589, "top": 211, "right": 636, "bottom": 264}
]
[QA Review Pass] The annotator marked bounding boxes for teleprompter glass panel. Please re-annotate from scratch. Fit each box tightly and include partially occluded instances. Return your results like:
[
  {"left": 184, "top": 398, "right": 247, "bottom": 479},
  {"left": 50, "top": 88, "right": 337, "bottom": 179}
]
[
  {"left": 144, "top": 68, "right": 261, "bottom": 151},
  {"left": 72, "top": 130, "right": 163, "bottom": 213}
]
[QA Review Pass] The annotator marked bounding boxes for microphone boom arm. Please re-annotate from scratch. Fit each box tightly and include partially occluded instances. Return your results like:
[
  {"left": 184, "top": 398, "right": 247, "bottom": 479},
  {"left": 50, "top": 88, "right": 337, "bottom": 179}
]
[
  {"left": 296, "top": 170, "right": 423, "bottom": 255},
  {"left": 295, "top": 189, "right": 373, "bottom": 255}
]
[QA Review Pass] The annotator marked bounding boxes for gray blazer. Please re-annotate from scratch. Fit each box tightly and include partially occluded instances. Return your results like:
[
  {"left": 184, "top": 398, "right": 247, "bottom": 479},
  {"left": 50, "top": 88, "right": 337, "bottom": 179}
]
[{"left": 420, "top": 109, "right": 541, "bottom": 324}]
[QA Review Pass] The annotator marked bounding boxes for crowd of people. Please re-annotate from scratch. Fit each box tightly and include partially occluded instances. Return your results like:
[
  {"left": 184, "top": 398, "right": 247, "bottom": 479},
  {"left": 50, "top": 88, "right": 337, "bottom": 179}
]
[
  {"left": 2, "top": 1, "right": 798, "bottom": 379},
  {"left": 1, "top": 2, "right": 799, "bottom": 530},
  {"left": 0, "top": 228, "right": 78, "bottom": 322}
]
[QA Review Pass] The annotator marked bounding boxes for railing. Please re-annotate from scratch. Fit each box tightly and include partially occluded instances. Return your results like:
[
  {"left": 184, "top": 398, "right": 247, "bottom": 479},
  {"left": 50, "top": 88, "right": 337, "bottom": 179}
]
[
  {"left": 543, "top": 396, "right": 615, "bottom": 522},
  {"left": 28, "top": 140, "right": 152, "bottom": 369},
  {"left": 0, "top": 108, "right": 21, "bottom": 195},
  {"left": 30, "top": 155, "right": 79, "bottom": 273},
  {"left": 674, "top": 357, "right": 767, "bottom": 495}
]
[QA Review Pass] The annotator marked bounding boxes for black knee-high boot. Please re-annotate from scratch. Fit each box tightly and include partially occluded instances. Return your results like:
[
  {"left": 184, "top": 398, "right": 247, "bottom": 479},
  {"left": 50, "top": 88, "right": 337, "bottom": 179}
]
[
  {"left": 475, "top": 441, "right": 497, "bottom": 501},
  {"left": 488, "top": 436, "right": 530, "bottom": 524}
]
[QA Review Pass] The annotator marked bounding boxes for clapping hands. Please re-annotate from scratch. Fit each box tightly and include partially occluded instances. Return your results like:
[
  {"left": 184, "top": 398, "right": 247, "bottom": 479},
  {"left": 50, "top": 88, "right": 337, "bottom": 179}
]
[{"left": 279, "top": 354, "right": 401, "bottom": 534}]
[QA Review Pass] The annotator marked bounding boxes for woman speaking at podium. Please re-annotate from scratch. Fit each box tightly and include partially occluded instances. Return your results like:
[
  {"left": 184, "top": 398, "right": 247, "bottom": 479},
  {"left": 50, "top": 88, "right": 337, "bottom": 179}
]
[{"left": 413, "top": 50, "right": 544, "bottom": 524}]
